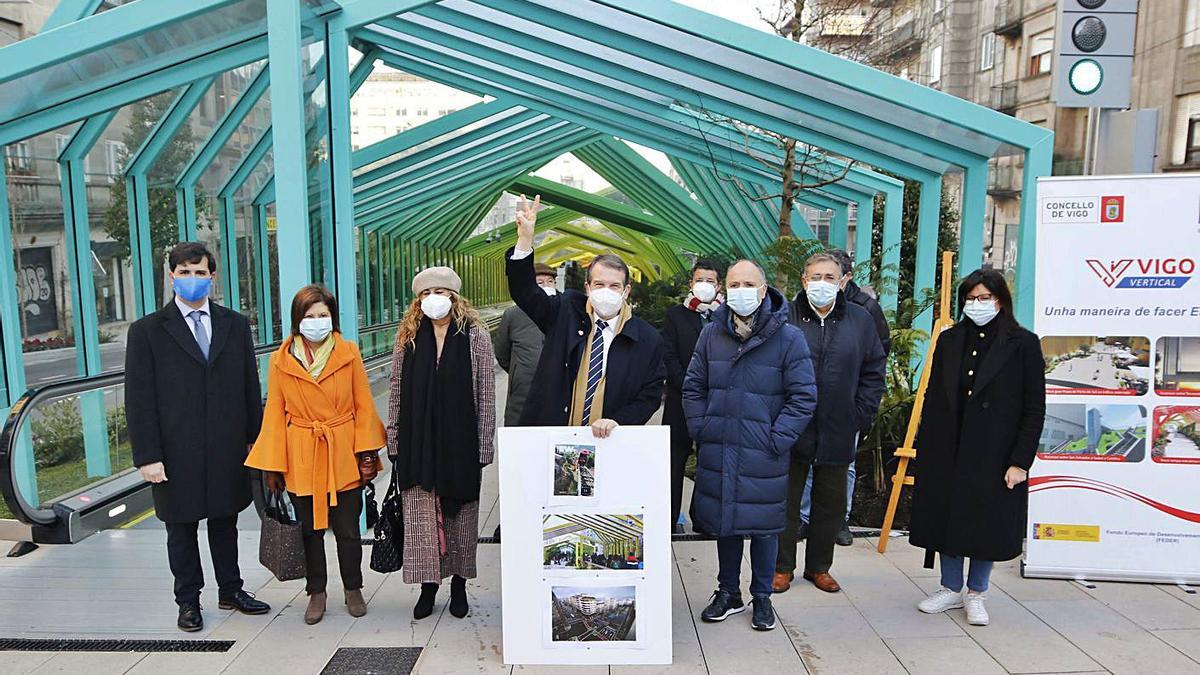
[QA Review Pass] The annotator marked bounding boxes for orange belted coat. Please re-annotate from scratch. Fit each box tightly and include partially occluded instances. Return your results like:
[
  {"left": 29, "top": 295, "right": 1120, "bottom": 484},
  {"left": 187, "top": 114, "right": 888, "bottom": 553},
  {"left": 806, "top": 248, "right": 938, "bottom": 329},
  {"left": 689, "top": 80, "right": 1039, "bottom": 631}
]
[{"left": 246, "top": 334, "right": 386, "bottom": 529}]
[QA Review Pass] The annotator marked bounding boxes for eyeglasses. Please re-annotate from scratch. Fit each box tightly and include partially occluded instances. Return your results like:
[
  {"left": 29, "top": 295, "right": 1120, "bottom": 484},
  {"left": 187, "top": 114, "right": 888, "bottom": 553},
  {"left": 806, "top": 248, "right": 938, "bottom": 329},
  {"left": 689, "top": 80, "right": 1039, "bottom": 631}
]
[
  {"left": 966, "top": 293, "right": 995, "bottom": 302},
  {"left": 805, "top": 274, "right": 843, "bottom": 283}
]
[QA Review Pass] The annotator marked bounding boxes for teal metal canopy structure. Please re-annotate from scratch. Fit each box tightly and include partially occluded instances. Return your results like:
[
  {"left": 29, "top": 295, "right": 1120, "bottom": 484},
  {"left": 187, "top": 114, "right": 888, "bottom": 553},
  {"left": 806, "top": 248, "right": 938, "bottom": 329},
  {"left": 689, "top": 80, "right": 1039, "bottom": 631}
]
[{"left": 0, "top": 0, "right": 1052, "bottom": 515}]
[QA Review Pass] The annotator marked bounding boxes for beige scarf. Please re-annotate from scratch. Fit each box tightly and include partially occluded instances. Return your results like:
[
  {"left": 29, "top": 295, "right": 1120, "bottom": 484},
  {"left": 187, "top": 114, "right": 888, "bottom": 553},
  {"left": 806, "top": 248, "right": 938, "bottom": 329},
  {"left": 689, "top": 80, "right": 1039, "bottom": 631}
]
[
  {"left": 291, "top": 335, "right": 335, "bottom": 378},
  {"left": 568, "top": 301, "right": 633, "bottom": 425}
]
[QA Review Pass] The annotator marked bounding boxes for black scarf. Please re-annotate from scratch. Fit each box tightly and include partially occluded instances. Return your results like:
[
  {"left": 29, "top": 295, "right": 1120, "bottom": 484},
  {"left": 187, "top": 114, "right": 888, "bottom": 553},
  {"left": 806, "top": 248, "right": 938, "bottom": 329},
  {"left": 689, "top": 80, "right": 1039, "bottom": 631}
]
[{"left": 394, "top": 318, "right": 480, "bottom": 517}]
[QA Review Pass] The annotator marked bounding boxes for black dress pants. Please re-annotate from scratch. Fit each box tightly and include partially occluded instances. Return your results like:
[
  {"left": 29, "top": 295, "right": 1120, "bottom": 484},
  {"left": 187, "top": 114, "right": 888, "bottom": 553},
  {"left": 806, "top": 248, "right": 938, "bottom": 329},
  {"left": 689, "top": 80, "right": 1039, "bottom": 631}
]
[
  {"left": 165, "top": 514, "right": 243, "bottom": 607},
  {"left": 664, "top": 396, "right": 697, "bottom": 527},
  {"left": 776, "top": 460, "right": 848, "bottom": 575},
  {"left": 291, "top": 487, "right": 364, "bottom": 595}
]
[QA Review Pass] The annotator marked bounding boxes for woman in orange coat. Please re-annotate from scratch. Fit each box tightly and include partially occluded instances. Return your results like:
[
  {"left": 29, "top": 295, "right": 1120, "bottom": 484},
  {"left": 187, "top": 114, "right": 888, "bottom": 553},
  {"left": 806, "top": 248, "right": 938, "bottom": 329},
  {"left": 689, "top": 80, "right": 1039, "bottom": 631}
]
[{"left": 247, "top": 284, "right": 386, "bottom": 625}]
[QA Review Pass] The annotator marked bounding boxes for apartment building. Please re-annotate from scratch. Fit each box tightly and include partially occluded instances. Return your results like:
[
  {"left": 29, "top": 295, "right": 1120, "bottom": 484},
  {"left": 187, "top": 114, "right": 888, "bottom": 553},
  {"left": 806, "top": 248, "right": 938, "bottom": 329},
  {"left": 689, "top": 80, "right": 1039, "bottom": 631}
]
[{"left": 806, "top": 0, "right": 1199, "bottom": 271}]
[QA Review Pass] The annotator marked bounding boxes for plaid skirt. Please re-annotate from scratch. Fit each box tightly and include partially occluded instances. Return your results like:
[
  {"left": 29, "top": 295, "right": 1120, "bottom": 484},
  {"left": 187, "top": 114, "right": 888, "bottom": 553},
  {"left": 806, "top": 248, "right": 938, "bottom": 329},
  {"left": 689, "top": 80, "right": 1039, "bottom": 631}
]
[{"left": 400, "top": 486, "right": 480, "bottom": 584}]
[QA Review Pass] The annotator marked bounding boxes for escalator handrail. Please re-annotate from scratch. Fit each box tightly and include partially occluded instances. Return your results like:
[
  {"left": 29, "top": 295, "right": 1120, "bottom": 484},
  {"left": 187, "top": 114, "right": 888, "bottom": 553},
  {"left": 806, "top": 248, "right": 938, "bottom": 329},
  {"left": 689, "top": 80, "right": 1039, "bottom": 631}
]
[{"left": 0, "top": 320, "right": 408, "bottom": 528}]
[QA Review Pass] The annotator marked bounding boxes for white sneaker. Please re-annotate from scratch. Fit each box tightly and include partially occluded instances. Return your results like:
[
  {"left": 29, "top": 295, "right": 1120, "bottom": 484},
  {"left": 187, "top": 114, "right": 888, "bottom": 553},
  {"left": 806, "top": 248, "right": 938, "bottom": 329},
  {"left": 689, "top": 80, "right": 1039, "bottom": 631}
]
[
  {"left": 964, "top": 591, "right": 989, "bottom": 626},
  {"left": 917, "top": 587, "right": 964, "bottom": 614}
]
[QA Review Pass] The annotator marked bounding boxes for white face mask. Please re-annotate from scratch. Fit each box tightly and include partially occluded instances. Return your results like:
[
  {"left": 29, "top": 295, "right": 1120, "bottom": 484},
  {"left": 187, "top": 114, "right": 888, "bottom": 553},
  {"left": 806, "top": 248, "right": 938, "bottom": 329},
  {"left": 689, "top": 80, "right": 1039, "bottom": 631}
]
[
  {"left": 963, "top": 299, "right": 999, "bottom": 326},
  {"left": 541, "top": 285, "right": 558, "bottom": 296},
  {"left": 420, "top": 294, "right": 453, "bottom": 320},
  {"left": 589, "top": 287, "right": 625, "bottom": 319},
  {"left": 298, "top": 317, "right": 333, "bottom": 343},
  {"left": 726, "top": 286, "right": 762, "bottom": 317},
  {"left": 805, "top": 280, "right": 839, "bottom": 307},
  {"left": 692, "top": 281, "right": 717, "bottom": 303}
]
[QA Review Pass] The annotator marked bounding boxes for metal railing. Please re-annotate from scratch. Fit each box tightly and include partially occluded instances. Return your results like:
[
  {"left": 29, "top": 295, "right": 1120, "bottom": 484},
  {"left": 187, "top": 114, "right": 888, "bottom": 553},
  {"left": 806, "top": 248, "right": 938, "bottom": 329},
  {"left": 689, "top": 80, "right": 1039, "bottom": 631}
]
[{"left": 0, "top": 310, "right": 507, "bottom": 544}]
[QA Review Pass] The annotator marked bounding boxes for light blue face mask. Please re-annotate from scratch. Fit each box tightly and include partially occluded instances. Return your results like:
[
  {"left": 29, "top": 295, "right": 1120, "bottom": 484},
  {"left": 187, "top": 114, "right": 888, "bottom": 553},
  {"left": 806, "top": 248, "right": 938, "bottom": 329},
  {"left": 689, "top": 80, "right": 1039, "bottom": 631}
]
[
  {"left": 173, "top": 276, "right": 211, "bottom": 303},
  {"left": 805, "top": 280, "right": 839, "bottom": 307},
  {"left": 726, "top": 286, "right": 762, "bottom": 317}
]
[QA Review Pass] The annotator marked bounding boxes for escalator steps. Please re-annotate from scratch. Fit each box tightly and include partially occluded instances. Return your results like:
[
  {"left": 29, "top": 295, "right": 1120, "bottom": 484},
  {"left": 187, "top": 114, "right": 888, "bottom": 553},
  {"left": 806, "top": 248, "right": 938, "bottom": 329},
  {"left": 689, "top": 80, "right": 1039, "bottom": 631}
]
[
  {"left": 322, "top": 647, "right": 422, "bottom": 674},
  {"left": 0, "top": 638, "right": 234, "bottom": 652}
]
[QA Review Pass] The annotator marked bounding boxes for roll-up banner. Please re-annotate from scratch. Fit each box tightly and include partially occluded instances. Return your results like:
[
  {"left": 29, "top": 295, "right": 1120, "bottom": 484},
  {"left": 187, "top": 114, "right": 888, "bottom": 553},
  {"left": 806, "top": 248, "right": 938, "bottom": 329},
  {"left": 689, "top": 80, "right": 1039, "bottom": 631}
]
[{"left": 1027, "top": 173, "right": 1200, "bottom": 584}]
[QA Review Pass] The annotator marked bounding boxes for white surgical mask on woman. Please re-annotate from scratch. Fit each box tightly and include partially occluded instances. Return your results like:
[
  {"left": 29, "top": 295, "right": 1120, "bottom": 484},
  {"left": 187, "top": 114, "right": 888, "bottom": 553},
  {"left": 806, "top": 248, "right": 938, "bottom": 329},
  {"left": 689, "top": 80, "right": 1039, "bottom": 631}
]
[
  {"left": 963, "top": 299, "right": 999, "bottom": 326},
  {"left": 298, "top": 317, "right": 333, "bottom": 342},
  {"left": 726, "top": 286, "right": 762, "bottom": 317},
  {"left": 420, "top": 294, "right": 453, "bottom": 320},
  {"left": 692, "top": 281, "right": 717, "bottom": 303},
  {"left": 589, "top": 287, "right": 625, "bottom": 319}
]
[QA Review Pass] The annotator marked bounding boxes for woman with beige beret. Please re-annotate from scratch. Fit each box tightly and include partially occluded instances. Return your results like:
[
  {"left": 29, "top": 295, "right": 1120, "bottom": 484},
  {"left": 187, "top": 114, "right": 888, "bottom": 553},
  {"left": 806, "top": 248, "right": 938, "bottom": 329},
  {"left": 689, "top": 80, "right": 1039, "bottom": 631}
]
[{"left": 386, "top": 266, "right": 496, "bottom": 619}]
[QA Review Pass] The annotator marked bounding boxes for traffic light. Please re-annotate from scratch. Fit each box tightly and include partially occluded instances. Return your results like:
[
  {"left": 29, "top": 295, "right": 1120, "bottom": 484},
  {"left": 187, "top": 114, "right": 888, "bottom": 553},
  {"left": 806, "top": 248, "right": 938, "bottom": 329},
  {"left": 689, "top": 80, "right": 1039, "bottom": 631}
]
[{"left": 1052, "top": 0, "right": 1137, "bottom": 108}]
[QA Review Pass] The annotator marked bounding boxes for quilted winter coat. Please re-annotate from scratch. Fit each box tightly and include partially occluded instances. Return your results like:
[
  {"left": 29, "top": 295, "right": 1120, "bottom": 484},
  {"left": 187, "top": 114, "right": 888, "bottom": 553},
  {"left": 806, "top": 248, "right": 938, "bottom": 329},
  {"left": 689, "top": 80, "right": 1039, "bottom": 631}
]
[{"left": 682, "top": 287, "right": 818, "bottom": 537}]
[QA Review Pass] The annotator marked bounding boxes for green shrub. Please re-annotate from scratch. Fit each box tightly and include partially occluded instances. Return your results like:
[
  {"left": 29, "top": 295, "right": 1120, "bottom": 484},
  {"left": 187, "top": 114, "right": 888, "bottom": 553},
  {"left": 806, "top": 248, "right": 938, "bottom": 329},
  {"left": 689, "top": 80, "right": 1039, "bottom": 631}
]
[{"left": 30, "top": 400, "right": 86, "bottom": 469}]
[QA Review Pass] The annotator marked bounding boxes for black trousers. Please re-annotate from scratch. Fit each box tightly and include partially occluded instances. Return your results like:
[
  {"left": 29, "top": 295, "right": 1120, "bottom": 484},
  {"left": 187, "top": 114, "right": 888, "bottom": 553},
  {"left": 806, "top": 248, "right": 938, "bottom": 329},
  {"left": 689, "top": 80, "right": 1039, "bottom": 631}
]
[
  {"left": 291, "top": 487, "right": 364, "bottom": 595},
  {"left": 165, "top": 514, "right": 243, "bottom": 607},
  {"left": 776, "top": 460, "right": 848, "bottom": 575},
  {"left": 664, "top": 396, "right": 697, "bottom": 527}
]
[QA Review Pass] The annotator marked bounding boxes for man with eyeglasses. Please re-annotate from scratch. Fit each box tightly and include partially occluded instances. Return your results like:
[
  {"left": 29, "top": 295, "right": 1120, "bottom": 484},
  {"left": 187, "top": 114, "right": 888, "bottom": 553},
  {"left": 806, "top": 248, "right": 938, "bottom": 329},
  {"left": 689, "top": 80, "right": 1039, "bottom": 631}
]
[{"left": 773, "top": 252, "right": 886, "bottom": 594}]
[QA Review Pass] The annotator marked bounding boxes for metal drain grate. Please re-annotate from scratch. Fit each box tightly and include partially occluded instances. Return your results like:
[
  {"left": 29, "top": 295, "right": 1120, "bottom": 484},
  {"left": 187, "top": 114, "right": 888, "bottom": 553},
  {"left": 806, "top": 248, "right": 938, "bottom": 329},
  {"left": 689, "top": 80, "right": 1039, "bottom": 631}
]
[
  {"left": 322, "top": 647, "right": 422, "bottom": 674},
  {"left": 0, "top": 638, "right": 234, "bottom": 653}
]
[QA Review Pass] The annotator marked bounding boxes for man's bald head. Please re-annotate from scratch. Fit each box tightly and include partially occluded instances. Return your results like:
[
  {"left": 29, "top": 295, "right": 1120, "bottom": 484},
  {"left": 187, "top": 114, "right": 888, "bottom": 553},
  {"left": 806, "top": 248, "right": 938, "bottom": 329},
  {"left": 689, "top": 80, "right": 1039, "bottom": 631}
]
[{"left": 726, "top": 259, "right": 766, "bottom": 287}]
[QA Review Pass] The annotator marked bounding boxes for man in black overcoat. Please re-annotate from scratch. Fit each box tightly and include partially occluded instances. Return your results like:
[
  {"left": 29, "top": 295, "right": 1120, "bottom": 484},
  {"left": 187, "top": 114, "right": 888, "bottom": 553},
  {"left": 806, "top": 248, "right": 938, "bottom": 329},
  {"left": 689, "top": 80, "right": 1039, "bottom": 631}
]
[
  {"left": 125, "top": 242, "right": 270, "bottom": 632},
  {"left": 504, "top": 196, "right": 665, "bottom": 439}
]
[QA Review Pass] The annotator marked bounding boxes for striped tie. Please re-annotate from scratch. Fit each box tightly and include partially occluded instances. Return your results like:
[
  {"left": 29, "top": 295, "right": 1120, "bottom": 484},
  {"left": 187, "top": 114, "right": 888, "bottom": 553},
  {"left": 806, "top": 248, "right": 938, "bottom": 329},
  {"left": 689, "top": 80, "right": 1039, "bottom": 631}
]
[{"left": 581, "top": 319, "right": 608, "bottom": 423}]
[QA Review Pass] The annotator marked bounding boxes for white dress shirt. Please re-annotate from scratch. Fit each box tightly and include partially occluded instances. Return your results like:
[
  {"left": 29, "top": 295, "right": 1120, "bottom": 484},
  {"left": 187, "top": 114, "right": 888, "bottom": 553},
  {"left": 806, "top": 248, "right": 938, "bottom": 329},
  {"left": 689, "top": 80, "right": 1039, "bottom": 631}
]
[{"left": 175, "top": 295, "right": 212, "bottom": 344}]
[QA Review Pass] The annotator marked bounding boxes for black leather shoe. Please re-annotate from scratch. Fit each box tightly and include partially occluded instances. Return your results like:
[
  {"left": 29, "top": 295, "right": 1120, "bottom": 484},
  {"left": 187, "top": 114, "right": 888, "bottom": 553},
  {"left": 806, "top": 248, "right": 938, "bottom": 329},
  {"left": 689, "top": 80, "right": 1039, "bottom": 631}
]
[
  {"left": 177, "top": 603, "right": 203, "bottom": 632},
  {"left": 218, "top": 590, "right": 270, "bottom": 615},
  {"left": 836, "top": 524, "right": 854, "bottom": 547}
]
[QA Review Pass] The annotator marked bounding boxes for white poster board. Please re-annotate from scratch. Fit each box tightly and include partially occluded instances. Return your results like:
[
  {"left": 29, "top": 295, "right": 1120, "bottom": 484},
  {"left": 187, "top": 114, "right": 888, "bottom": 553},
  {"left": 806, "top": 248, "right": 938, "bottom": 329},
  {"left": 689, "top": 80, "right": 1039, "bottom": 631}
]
[
  {"left": 1027, "top": 173, "right": 1200, "bottom": 584},
  {"left": 499, "top": 425, "right": 672, "bottom": 665}
]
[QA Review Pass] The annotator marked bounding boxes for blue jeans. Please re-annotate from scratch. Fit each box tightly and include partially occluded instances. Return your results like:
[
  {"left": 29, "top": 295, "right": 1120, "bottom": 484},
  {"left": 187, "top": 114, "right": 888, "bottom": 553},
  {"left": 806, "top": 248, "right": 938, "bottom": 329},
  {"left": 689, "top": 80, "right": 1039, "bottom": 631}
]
[
  {"left": 939, "top": 554, "right": 994, "bottom": 593},
  {"left": 716, "top": 535, "right": 778, "bottom": 599},
  {"left": 800, "top": 460, "right": 855, "bottom": 525}
]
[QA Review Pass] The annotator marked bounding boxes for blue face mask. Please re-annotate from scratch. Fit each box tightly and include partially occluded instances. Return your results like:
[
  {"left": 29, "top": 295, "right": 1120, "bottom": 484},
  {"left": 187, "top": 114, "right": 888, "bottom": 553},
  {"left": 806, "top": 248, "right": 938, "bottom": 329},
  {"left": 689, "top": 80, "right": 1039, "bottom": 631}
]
[{"left": 173, "top": 276, "right": 211, "bottom": 303}]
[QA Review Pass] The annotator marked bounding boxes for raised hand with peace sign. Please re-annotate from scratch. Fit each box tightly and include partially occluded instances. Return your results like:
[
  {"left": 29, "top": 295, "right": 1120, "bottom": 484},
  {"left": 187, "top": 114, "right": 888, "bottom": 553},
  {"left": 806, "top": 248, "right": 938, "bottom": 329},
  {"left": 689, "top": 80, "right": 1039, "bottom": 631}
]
[{"left": 515, "top": 194, "right": 541, "bottom": 251}]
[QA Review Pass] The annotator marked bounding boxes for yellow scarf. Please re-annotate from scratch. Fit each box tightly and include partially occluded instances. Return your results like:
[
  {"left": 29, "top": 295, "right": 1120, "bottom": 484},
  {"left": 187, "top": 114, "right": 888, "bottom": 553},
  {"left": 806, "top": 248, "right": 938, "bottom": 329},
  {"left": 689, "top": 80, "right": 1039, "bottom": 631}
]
[
  {"left": 291, "top": 335, "right": 336, "bottom": 379},
  {"left": 568, "top": 301, "right": 633, "bottom": 425}
]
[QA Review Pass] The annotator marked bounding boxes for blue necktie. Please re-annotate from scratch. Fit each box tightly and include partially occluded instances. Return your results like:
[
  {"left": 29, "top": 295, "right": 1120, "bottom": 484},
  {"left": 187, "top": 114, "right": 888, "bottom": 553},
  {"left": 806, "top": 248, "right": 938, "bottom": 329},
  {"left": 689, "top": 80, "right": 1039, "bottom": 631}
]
[
  {"left": 188, "top": 310, "right": 210, "bottom": 360},
  {"left": 581, "top": 319, "right": 608, "bottom": 423}
]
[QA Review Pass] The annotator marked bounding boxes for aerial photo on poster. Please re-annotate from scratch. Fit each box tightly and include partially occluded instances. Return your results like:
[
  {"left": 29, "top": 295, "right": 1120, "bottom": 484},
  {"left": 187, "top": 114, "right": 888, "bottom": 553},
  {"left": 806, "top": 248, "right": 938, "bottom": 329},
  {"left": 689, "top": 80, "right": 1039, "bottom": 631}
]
[
  {"left": 543, "top": 514, "right": 644, "bottom": 571},
  {"left": 1152, "top": 407, "right": 1200, "bottom": 464},
  {"left": 550, "top": 585, "right": 637, "bottom": 643},
  {"left": 1038, "top": 404, "right": 1147, "bottom": 462},
  {"left": 1155, "top": 337, "right": 1200, "bottom": 397},
  {"left": 1041, "top": 336, "right": 1150, "bottom": 395},
  {"left": 553, "top": 444, "right": 596, "bottom": 498}
]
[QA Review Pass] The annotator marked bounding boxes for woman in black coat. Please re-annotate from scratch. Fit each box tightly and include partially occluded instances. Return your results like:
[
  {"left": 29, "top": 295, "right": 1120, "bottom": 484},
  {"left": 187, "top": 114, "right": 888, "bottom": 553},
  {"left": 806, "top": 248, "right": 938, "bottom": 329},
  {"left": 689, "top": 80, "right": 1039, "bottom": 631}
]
[{"left": 909, "top": 269, "right": 1046, "bottom": 627}]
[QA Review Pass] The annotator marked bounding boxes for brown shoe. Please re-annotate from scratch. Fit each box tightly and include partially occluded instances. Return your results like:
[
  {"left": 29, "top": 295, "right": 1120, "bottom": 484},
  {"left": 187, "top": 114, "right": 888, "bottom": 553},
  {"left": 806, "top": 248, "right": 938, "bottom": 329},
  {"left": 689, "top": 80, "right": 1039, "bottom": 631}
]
[
  {"left": 772, "top": 572, "right": 793, "bottom": 593},
  {"left": 802, "top": 571, "right": 842, "bottom": 593},
  {"left": 304, "top": 591, "right": 327, "bottom": 625},
  {"left": 345, "top": 589, "right": 367, "bottom": 618}
]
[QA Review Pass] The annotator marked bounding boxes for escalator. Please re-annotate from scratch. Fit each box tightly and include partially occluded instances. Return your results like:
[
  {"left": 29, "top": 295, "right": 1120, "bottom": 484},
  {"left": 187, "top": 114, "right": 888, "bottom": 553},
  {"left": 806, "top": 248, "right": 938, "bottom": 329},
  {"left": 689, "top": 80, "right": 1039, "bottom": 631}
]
[{"left": 0, "top": 321, "right": 404, "bottom": 553}]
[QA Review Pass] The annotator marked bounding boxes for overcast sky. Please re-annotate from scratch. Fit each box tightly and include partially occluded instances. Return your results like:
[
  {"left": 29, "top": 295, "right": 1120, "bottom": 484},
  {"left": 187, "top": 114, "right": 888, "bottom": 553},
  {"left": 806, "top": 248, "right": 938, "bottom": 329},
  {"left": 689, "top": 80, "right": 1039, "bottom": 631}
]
[{"left": 673, "top": 0, "right": 782, "bottom": 32}]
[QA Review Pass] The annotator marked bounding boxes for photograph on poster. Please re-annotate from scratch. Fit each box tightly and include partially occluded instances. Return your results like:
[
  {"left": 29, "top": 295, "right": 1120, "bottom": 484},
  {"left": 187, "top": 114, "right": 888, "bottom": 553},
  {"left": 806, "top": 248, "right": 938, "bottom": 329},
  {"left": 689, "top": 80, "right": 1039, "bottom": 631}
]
[
  {"left": 1151, "top": 406, "right": 1200, "bottom": 464},
  {"left": 553, "top": 444, "right": 596, "bottom": 498},
  {"left": 543, "top": 514, "right": 644, "bottom": 571},
  {"left": 1038, "top": 404, "right": 1147, "bottom": 462},
  {"left": 1041, "top": 336, "right": 1150, "bottom": 395},
  {"left": 1155, "top": 337, "right": 1200, "bottom": 397},
  {"left": 550, "top": 585, "right": 636, "bottom": 642}
]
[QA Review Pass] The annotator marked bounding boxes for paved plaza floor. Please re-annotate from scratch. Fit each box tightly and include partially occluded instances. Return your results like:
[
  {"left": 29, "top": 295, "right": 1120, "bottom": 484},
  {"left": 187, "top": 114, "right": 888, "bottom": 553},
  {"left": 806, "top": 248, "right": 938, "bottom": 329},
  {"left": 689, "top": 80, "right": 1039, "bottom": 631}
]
[{"left": 3, "top": 460, "right": 1200, "bottom": 675}]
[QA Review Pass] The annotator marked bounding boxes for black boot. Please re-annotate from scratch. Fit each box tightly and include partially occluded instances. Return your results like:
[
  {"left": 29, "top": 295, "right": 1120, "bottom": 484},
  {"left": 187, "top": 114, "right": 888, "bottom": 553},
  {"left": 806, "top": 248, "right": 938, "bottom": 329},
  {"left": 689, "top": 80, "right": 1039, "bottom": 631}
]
[
  {"left": 449, "top": 575, "right": 469, "bottom": 618},
  {"left": 414, "top": 583, "right": 439, "bottom": 620}
]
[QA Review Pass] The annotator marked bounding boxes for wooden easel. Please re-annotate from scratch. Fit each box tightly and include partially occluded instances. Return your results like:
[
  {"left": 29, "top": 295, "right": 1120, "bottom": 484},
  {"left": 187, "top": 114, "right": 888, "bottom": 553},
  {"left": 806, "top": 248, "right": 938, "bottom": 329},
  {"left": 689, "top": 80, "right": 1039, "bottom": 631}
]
[{"left": 877, "top": 250, "right": 956, "bottom": 553}]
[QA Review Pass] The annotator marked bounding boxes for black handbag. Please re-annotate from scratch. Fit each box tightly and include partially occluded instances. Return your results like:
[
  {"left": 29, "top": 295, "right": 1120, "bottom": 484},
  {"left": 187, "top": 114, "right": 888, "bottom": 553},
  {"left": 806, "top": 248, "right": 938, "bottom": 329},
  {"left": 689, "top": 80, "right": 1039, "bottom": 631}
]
[
  {"left": 370, "top": 477, "right": 403, "bottom": 574},
  {"left": 259, "top": 491, "right": 307, "bottom": 582},
  {"left": 364, "top": 481, "right": 379, "bottom": 530}
]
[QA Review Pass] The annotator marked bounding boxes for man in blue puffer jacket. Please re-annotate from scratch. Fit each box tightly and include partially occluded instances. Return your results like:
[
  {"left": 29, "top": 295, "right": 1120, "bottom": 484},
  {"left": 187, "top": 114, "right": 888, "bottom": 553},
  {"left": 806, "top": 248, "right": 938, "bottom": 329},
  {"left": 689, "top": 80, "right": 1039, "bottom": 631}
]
[{"left": 683, "top": 260, "right": 818, "bottom": 632}]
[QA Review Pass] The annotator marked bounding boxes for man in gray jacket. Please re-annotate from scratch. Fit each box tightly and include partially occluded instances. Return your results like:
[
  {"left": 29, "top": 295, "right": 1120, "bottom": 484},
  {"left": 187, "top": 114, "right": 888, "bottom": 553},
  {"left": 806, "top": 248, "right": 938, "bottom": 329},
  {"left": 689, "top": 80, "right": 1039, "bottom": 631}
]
[{"left": 494, "top": 262, "right": 557, "bottom": 426}]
